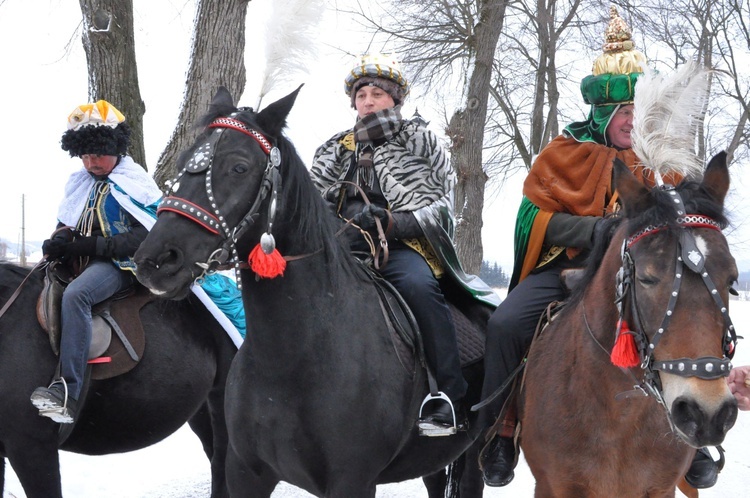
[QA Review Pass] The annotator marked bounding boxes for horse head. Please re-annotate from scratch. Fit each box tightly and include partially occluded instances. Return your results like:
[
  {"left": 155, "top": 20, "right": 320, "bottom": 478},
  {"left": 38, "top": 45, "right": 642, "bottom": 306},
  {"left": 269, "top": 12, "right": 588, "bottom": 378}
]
[
  {"left": 610, "top": 152, "right": 738, "bottom": 448},
  {"left": 135, "top": 86, "right": 341, "bottom": 298}
]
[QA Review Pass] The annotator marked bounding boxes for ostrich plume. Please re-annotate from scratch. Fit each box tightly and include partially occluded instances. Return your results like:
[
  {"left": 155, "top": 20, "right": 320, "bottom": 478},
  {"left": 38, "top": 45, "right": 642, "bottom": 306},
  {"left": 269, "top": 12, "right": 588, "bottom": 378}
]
[
  {"left": 257, "top": 0, "right": 325, "bottom": 108},
  {"left": 631, "top": 61, "right": 711, "bottom": 179}
]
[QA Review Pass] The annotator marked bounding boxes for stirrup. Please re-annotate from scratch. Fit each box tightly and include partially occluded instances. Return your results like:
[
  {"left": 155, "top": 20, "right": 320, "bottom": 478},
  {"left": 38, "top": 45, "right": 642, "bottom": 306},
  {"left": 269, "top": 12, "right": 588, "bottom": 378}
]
[
  {"left": 417, "top": 392, "right": 457, "bottom": 437},
  {"left": 32, "top": 379, "right": 75, "bottom": 423}
]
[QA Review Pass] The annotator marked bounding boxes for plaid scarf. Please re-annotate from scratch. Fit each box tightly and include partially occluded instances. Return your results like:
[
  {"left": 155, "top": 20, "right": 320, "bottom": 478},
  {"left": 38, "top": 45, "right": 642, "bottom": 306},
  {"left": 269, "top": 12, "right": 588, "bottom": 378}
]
[{"left": 352, "top": 107, "right": 402, "bottom": 189}]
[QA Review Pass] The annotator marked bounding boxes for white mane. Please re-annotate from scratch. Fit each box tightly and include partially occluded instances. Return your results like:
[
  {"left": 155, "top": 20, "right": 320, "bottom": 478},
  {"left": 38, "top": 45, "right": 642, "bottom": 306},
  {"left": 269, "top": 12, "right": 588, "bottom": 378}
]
[{"left": 631, "top": 61, "right": 711, "bottom": 179}]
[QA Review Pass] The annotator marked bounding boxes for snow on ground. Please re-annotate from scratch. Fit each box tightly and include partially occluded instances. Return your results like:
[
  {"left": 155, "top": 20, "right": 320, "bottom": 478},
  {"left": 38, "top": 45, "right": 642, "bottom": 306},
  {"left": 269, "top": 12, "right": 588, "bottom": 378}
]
[{"left": 5, "top": 300, "right": 750, "bottom": 497}]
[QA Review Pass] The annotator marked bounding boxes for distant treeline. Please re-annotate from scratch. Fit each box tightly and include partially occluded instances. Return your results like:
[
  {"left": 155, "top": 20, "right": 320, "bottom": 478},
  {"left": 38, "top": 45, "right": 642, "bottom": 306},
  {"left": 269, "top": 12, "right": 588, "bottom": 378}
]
[{"left": 479, "top": 261, "right": 510, "bottom": 289}]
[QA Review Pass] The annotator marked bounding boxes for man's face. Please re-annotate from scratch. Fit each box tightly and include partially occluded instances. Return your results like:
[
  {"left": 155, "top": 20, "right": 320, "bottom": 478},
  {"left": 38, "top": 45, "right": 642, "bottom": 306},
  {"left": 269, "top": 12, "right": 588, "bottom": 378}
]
[
  {"left": 606, "top": 104, "right": 634, "bottom": 149},
  {"left": 81, "top": 154, "right": 118, "bottom": 176},
  {"left": 354, "top": 84, "right": 396, "bottom": 119}
]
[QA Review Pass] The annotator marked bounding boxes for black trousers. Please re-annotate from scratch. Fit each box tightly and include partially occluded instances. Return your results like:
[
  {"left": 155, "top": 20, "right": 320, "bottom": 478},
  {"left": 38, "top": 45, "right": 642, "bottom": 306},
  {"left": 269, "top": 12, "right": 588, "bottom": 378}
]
[
  {"left": 480, "top": 264, "right": 566, "bottom": 428},
  {"left": 379, "top": 246, "right": 467, "bottom": 403}
]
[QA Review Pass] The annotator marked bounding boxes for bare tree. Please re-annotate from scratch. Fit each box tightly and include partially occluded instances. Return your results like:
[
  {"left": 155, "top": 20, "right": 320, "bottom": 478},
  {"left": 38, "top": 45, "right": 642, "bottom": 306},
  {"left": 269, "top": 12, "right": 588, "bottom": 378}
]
[
  {"left": 154, "top": 0, "right": 251, "bottom": 187},
  {"left": 78, "top": 0, "right": 146, "bottom": 169},
  {"left": 447, "top": 2, "right": 507, "bottom": 273},
  {"left": 628, "top": 0, "right": 749, "bottom": 165}
]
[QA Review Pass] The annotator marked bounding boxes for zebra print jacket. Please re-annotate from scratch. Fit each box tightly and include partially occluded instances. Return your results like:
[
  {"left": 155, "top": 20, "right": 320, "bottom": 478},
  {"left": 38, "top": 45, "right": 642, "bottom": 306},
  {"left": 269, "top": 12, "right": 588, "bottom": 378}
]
[{"left": 311, "top": 118, "right": 500, "bottom": 308}]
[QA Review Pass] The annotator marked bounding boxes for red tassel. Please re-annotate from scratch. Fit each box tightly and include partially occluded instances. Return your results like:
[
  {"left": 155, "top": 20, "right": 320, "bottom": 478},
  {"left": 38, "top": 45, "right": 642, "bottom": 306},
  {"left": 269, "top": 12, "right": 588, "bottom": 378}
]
[
  {"left": 610, "top": 320, "right": 639, "bottom": 368},
  {"left": 248, "top": 243, "right": 286, "bottom": 278}
]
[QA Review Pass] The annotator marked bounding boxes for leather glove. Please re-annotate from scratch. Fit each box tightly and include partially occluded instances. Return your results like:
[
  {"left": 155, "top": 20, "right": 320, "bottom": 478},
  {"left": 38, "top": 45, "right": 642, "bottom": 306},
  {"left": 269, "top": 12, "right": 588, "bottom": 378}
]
[
  {"left": 352, "top": 204, "right": 388, "bottom": 231},
  {"left": 63, "top": 236, "right": 101, "bottom": 257},
  {"left": 42, "top": 238, "right": 68, "bottom": 260}
]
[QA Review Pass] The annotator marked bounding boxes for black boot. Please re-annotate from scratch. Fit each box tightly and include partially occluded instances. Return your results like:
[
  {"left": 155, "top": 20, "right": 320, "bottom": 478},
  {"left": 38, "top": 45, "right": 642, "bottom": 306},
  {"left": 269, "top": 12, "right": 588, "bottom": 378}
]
[
  {"left": 482, "top": 436, "right": 516, "bottom": 487},
  {"left": 685, "top": 447, "right": 722, "bottom": 489},
  {"left": 417, "top": 399, "right": 465, "bottom": 437}
]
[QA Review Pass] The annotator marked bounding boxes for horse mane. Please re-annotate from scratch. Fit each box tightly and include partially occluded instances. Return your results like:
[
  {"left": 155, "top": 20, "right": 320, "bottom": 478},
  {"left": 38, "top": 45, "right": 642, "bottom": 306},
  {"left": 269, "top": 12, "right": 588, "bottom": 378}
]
[{"left": 568, "top": 175, "right": 728, "bottom": 304}]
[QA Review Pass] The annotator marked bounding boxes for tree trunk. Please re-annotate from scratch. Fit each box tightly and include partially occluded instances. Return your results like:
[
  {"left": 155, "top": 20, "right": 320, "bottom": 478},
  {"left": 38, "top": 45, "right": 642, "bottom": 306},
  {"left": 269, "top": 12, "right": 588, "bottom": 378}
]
[
  {"left": 154, "top": 0, "right": 250, "bottom": 188},
  {"left": 449, "top": 0, "right": 507, "bottom": 274},
  {"left": 79, "top": 0, "right": 146, "bottom": 170}
]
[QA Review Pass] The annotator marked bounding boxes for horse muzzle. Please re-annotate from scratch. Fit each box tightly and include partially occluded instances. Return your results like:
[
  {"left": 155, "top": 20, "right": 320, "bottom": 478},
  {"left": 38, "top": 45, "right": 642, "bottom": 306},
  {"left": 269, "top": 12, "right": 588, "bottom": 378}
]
[{"left": 669, "top": 390, "right": 738, "bottom": 447}]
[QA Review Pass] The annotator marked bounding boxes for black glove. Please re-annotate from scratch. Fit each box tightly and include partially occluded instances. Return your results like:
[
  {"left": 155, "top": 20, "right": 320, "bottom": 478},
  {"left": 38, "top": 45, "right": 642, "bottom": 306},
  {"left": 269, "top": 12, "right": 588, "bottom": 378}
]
[
  {"left": 42, "top": 237, "right": 68, "bottom": 260},
  {"left": 352, "top": 204, "right": 388, "bottom": 231},
  {"left": 63, "top": 236, "right": 101, "bottom": 257},
  {"left": 592, "top": 216, "right": 618, "bottom": 246}
]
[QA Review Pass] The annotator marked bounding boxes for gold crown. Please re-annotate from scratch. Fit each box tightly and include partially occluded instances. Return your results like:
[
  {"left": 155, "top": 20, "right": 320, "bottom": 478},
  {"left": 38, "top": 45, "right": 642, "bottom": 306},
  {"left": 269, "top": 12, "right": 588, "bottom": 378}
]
[{"left": 591, "top": 6, "right": 647, "bottom": 76}]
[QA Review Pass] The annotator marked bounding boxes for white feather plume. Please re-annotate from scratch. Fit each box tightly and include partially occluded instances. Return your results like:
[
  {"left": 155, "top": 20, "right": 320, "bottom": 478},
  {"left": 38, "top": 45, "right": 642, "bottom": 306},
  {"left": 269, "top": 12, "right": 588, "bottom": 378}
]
[
  {"left": 631, "top": 61, "right": 711, "bottom": 179},
  {"left": 256, "top": 0, "right": 326, "bottom": 107}
]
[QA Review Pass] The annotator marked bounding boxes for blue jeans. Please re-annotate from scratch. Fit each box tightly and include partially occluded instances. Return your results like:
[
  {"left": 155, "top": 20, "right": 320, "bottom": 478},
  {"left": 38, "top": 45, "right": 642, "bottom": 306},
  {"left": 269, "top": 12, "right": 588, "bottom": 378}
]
[{"left": 59, "top": 260, "right": 134, "bottom": 399}]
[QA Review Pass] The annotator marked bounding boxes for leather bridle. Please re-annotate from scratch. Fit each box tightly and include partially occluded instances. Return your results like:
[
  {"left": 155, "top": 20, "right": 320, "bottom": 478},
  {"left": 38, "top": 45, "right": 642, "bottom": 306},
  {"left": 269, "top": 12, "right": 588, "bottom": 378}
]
[
  {"left": 613, "top": 188, "right": 738, "bottom": 410},
  {"left": 157, "top": 116, "right": 281, "bottom": 289}
]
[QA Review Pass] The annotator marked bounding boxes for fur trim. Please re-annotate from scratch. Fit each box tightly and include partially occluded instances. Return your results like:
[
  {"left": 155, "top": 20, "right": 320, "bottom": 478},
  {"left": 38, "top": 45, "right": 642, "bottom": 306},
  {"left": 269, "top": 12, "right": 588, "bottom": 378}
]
[
  {"left": 349, "top": 76, "right": 405, "bottom": 108},
  {"left": 61, "top": 122, "right": 131, "bottom": 157}
]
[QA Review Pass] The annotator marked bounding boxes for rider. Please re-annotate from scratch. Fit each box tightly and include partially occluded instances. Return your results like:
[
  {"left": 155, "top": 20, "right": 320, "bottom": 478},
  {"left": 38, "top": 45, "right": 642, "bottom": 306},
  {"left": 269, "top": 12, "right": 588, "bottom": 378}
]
[
  {"left": 479, "top": 7, "right": 720, "bottom": 489},
  {"left": 30, "top": 100, "right": 163, "bottom": 424},
  {"left": 310, "top": 53, "right": 499, "bottom": 437}
]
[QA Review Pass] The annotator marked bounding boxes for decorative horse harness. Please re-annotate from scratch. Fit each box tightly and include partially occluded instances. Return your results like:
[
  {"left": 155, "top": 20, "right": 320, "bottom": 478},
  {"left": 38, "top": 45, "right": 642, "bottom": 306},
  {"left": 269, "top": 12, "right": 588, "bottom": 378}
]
[
  {"left": 612, "top": 187, "right": 738, "bottom": 414},
  {"left": 157, "top": 115, "right": 282, "bottom": 289}
]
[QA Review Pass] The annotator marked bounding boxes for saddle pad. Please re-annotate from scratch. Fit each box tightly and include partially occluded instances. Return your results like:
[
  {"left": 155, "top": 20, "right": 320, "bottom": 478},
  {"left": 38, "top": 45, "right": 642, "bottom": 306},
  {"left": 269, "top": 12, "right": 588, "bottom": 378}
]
[
  {"left": 90, "top": 288, "right": 153, "bottom": 380},
  {"left": 379, "top": 280, "right": 486, "bottom": 372}
]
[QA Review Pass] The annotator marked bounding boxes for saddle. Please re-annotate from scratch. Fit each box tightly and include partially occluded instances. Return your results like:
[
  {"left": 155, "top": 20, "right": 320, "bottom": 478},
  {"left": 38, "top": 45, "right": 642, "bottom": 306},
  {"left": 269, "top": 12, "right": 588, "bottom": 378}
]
[
  {"left": 358, "top": 259, "right": 487, "bottom": 374},
  {"left": 36, "top": 260, "right": 153, "bottom": 380}
]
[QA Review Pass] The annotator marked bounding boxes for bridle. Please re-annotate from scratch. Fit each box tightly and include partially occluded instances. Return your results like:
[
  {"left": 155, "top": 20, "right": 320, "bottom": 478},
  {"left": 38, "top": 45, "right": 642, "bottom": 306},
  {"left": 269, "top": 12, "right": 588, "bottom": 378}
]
[
  {"left": 613, "top": 187, "right": 738, "bottom": 411},
  {"left": 157, "top": 115, "right": 281, "bottom": 289}
]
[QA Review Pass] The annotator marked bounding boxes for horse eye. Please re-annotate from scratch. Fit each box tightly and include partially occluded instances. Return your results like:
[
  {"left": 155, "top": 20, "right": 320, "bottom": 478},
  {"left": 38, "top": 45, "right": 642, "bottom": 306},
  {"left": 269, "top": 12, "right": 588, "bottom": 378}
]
[
  {"left": 637, "top": 274, "right": 658, "bottom": 286},
  {"left": 729, "top": 280, "right": 739, "bottom": 296},
  {"left": 232, "top": 164, "right": 248, "bottom": 174}
]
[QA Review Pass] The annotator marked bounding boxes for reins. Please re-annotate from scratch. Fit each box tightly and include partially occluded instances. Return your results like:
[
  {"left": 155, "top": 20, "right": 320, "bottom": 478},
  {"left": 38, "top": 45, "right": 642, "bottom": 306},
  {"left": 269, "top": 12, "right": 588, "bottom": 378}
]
[
  {"left": 330, "top": 180, "right": 393, "bottom": 270},
  {"left": 0, "top": 260, "right": 46, "bottom": 322}
]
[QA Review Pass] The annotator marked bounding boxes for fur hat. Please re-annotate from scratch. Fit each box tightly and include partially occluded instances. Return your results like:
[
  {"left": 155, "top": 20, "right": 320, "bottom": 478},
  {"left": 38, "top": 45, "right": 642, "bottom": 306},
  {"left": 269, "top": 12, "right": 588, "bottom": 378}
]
[
  {"left": 61, "top": 100, "right": 131, "bottom": 157},
  {"left": 345, "top": 54, "right": 409, "bottom": 108}
]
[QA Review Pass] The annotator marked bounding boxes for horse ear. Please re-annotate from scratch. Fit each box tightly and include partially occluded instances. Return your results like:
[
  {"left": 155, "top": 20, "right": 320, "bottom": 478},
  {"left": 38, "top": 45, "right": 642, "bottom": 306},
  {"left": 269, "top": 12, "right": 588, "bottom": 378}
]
[
  {"left": 701, "top": 151, "right": 729, "bottom": 206},
  {"left": 256, "top": 84, "right": 304, "bottom": 138},
  {"left": 613, "top": 158, "right": 650, "bottom": 215},
  {"left": 212, "top": 86, "right": 235, "bottom": 108}
]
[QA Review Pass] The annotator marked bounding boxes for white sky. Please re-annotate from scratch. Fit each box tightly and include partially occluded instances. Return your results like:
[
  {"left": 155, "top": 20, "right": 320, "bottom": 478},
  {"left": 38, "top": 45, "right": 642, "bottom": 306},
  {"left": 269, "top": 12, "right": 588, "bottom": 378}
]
[{"left": 1, "top": 0, "right": 747, "bottom": 271}]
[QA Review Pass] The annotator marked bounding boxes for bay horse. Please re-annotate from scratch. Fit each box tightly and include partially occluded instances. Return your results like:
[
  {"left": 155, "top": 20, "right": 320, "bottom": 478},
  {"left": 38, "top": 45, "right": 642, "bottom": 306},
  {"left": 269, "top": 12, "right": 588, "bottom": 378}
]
[
  {"left": 134, "top": 87, "right": 491, "bottom": 497},
  {"left": 0, "top": 261, "right": 236, "bottom": 498},
  {"left": 518, "top": 153, "right": 739, "bottom": 497}
]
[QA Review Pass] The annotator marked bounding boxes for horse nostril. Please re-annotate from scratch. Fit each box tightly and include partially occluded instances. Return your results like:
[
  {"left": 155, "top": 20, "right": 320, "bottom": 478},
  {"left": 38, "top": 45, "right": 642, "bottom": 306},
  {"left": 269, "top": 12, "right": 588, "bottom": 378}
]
[{"left": 155, "top": 248, "right": 184, "bottom": 276}]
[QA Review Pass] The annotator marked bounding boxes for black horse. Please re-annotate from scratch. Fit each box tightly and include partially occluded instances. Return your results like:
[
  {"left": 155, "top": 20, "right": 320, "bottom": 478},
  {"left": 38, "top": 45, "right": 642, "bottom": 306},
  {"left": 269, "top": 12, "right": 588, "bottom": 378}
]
[
  {"left": 0, "top": 262, "right": 236, "bottom": 498},
  {"left": 134, "top": 87, "right": 491, "bottom": 497}
]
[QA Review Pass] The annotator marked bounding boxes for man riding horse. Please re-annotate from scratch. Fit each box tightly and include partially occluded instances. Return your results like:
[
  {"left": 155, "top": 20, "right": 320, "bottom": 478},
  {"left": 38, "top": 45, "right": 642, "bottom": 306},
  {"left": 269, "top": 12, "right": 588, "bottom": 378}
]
[
  {"left": 479, "top": 6, "right": 722, "bottom": 490},
  {"left": 310, "top": 54, "right": 499, "bottom": 437}
]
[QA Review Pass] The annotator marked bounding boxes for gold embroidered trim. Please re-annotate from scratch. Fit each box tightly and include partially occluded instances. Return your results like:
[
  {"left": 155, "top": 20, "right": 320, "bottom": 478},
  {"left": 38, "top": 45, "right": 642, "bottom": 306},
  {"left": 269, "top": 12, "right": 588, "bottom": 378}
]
[{"left": 402, "top": 237, "right": 444, "bottom": 278}]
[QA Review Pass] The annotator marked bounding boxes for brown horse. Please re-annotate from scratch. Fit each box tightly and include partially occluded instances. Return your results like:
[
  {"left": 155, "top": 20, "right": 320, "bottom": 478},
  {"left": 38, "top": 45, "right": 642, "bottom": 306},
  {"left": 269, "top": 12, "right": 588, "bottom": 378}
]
[{"left": 518, "top": 154, "right": 739, "bottom": 497}]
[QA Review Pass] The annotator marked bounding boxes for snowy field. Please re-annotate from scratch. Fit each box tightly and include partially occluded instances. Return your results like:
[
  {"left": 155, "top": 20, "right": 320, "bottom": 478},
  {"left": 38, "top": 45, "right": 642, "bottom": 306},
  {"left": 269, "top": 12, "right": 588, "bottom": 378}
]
[{"left": 5, "top": 299, "right": 750, "bottom": 497}]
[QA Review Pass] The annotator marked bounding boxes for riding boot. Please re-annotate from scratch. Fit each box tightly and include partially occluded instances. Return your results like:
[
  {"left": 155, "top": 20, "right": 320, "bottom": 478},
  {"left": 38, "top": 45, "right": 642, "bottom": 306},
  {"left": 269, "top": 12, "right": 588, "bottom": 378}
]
[
  {"left": 685, "top": 447, "right": 720, "bottom": 489},
  {"left": 481, "top": 436, "right": 516, "bottom": 487}
]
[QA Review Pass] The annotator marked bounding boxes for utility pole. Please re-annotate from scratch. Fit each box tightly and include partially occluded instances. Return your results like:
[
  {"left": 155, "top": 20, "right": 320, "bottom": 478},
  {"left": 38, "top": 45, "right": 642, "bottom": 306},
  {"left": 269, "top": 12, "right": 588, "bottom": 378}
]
[{"left": 20, "top": 194, "right": 26, "bottom": 267}]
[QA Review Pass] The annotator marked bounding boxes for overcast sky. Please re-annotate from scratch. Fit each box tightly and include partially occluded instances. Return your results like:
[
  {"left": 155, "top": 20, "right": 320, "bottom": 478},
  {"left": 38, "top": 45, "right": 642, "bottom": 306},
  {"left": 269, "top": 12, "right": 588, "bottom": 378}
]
[{"left": 2, "top": 0, "right": 748, "bottom": 271}]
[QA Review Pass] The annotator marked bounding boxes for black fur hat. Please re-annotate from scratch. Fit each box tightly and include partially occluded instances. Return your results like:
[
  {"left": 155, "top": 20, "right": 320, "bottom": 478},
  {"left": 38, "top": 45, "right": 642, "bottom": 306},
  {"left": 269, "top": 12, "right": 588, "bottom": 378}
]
[{"left": 60, "top": 100, "right": 131, "bottom": 157}]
